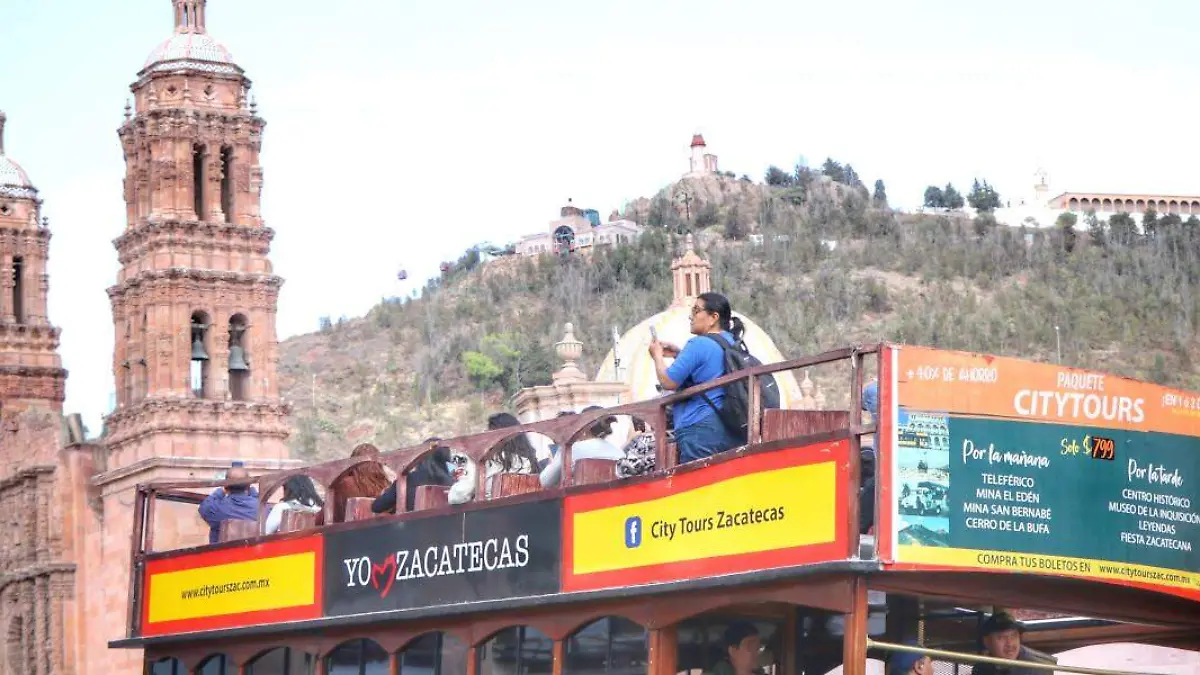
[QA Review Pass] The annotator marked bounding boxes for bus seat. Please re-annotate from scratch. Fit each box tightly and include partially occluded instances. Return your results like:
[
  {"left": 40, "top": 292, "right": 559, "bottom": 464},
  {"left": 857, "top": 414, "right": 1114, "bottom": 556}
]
[
  {"left": 490, "top": 473, "right": 541, "bottom": 498},
  {"left": 280, "top": 509, "right": 317, "bottom": 533},
  {"left": 761, "top": 409, "right": 851, "bottom": 442},
  {"left": 413, "top": 485, "right": 450, "bottom": 511},
  {"left": 572, "top": 458, "right": 617, "bottom": 486},
  {"left": 218, "top": 518, "right": 259, "bottom": 542},
  {"left": 344, "top": 497, "right": 378, "bottom": 522}
]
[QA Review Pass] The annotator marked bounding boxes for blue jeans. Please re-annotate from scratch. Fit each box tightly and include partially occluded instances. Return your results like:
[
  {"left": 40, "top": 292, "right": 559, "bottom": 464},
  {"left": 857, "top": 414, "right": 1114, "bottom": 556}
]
[{"left": 675, "top": 413, "right": 741, "bottom": 463}]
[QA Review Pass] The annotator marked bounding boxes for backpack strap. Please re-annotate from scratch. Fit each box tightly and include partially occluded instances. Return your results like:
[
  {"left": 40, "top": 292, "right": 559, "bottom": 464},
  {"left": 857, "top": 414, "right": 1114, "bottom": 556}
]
[{"left": 695, "top": 333, "right": 736, "bottom": 417}]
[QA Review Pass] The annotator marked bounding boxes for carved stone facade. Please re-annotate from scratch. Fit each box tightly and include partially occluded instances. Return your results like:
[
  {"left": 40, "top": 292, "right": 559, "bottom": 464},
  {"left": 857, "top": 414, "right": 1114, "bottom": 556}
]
[{"left": 0, "top": 110, "right": 76, "bottom": 674}]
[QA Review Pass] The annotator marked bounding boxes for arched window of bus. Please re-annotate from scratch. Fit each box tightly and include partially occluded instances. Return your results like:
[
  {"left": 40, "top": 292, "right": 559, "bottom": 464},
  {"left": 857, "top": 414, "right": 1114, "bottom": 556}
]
[
  {"left": 246, "top": 646, "right": 317, "bottom": 674},
  {"left": 149, "top": 657, "right": 184, "bottom": 675},
  {"left": 262, "top": 475, "right": 326, "bottom": 536},
  {"left": 675, "top": 616, "right": 783, "bottom": 675},
  {"left": 564, "top": 616, "right": 648, "bottom": 674},
  {"left": 325, "top": 638, "right": 389, "bottom": 675},
  {"left": 476, "top": 625, "right": 553, "bottom": 674},
  {"left": 398, "top": 631, "right": 468, "bottom": 674},
  {"left": 196, "top": 653, "right": 231, "bottom": 675}
]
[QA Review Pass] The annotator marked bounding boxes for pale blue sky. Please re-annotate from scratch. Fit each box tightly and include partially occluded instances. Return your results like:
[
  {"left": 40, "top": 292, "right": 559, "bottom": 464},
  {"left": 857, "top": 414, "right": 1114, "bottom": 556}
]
[{"left": 1, "top": 0, "right": 1195, "bottom": 432}]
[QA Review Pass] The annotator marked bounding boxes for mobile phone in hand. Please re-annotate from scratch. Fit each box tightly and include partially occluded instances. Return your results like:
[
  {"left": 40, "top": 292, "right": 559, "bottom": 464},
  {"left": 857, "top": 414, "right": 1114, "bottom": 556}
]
[{"left": 649, "top": 325, "right": 658, "bottom": 341}]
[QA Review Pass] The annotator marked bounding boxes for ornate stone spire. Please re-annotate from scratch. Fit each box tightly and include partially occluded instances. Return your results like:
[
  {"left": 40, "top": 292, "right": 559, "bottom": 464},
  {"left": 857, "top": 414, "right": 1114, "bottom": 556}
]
[
  {"left": 671, "top": 233, "right": 712, "bottom": 306},
  {"left": 174, "top": 0, "right": 208, "bottom": 34},
  {"left": 0, "top": 111, "right": 6, "bottom": 155}
]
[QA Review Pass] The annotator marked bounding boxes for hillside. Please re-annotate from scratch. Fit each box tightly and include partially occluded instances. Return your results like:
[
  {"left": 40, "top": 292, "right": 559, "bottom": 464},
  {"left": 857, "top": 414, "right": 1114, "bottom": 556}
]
[{"left": 277, "top": 174, "right": 1200, "bottom": 461}]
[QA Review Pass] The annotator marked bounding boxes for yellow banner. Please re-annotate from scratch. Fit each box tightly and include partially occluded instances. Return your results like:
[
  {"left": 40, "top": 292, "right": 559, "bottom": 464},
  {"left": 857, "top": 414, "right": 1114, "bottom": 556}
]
[
  {"left": 573, "top": 462, "right": 837, "bottom": 575},
  {"left": 147, "top": 552, "right": 318, "bottom": 624},
  {"left": 899, "top": 545, "right": 1200, "bottom": 592}
]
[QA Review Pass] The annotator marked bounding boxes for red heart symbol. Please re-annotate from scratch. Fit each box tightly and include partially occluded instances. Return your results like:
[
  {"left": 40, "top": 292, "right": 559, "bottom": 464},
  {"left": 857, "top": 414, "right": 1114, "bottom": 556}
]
[{"left": 370, "top": 555, "right": 397, "bottom": 599}]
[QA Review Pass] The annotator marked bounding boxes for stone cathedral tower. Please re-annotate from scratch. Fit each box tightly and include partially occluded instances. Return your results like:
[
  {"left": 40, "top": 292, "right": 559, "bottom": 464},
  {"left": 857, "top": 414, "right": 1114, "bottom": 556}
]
[
  {"left": 77, "top": 2, "right": 295, "bottom": 672},
  {"left": 104, "top": 0, "right": 290, "bottom": 466}
]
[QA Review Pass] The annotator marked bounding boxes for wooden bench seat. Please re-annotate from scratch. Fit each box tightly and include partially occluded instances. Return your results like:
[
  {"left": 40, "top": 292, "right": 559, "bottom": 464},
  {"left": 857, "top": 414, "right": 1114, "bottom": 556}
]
[
  {"left": 279, "top": 509, "right": 318, "bottom": 533},
  {"left": 573, "top": 458, "right": 617, "bottom": 486},
  {"left": 490, "top": 473, "right": 542, "bottom": 498},
  {"left": 413, "top": 485, "right": 450, "bottom": 511},
  {"left": 761, "top": 409, "right": 850, "bottom": 443},
  {"left": 344, "top": 497, "right": 379, "bottom": 522},
  {"left": 218, "top": 518, "right": 259, "bottom": 542}
]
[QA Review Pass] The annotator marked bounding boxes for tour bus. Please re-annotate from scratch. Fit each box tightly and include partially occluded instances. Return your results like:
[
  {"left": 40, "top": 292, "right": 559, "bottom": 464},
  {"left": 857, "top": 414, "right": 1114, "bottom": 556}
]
[{"left": 111, "top": 343, "right": 1200, "bottom": 675}]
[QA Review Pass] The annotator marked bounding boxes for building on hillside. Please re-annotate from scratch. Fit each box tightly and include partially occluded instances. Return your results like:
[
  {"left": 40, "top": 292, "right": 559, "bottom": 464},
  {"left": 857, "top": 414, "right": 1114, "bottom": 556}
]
[
  {"left": 0, "top": 2, "right": 298, "bottom": 673},
  {"left": 594, "top": 234, "right": 811, "bottom": 410},
  {"left": 990, "top": 168, "right": 1200, "bottom": 229},
  {"left": 514, "top": 200, "right": 642, "bottom": 257},
  {"left": 687, "top": 134, "right": 719, "bottom": 177}
]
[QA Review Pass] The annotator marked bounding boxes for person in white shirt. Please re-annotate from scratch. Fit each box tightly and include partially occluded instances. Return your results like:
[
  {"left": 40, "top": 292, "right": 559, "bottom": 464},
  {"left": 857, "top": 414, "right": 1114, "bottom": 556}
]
[
  {"left": 265, "top": 475, "right": 324, "bottom": 535},
  {"left": 540, "top": 406, "right": 623, "bottom": 488}
]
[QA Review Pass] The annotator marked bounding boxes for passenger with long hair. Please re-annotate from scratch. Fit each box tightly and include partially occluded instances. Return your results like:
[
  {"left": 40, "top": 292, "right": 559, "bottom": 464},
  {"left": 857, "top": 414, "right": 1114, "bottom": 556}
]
[
  {"left": 648, "top": 291, "right": 743, "bottom": 462},
  {"left": 482, "top": 412, "right": 538, "bottom": 498},
  {"left": 265, "top": 474, "right": 325, "bottom": 535},
  {"left": 372, "top": 438, "right": 455, "bottom": 514},
  {"left": 539, "top": 406, "right": 623, "bottom": 487},
  {"left": 330, "top": 444, "right": 392, "bottom": 522}
]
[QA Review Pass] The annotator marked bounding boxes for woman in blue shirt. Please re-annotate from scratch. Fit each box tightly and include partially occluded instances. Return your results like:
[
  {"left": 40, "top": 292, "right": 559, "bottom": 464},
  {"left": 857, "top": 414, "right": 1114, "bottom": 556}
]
[{"left": 649, "top": 291, "right": 744, "bottom": 463}]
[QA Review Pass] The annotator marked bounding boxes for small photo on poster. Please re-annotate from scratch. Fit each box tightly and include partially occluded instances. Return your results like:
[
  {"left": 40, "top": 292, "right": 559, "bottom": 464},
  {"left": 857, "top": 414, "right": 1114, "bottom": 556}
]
[{"left": 896, "top": 408, "right": 951, "bottom": 547}]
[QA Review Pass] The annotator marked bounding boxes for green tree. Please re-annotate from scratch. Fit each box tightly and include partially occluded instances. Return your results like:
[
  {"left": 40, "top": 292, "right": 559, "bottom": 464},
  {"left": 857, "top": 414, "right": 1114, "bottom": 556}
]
[
  {"left": 923, "top": 186, "right": 945, "bottom": 208},
  {"left": 1056, "top": 212, "right": 1078, "bottom": 253},
  {"left": 695, "top": 203, "right": 720, "bottom": 228},
  {"left": 462, "top": 351, "right": 503, "bottom": 391},
  {"left": 1109, "top": 213, "right": 1137, "bottom": 247},
  {"left": 821, "top": 158, "right": 846, "bottom": 183},
  {"left": 872, "top": 180, "right": 888, "bottom": 207},
  {"left": 967, "top": 179, "right": 1002, "bottom": 212},
  {"left": 765, "top": 166, "right": 793, "bottom": 186},
  {"left": 724, "top": 205, "right": 747, "bottom": 240},
  {"left": 943, "top": 183, "right": 965, "bottom": 209},
  {"left": 973, "top": 212, "right": 998, "bottom": 238},
  {"left": 1142, "top": 208, "right": 1159, "bottom": 239},
  {"left": 843, "top": 164, "right": 863, "bottom": 187},
  {"left": 1085, "top": 210, "right": 1105, "bottom": 247}
]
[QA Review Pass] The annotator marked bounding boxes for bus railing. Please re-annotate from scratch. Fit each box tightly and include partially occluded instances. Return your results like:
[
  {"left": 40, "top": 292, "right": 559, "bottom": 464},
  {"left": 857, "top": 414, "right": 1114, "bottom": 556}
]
[
  {"left": 128, "top": 342, "right": 883, "bottom": 562},
  {"left": 867, "top": 639, "right": 1155, "bottom": 675}
]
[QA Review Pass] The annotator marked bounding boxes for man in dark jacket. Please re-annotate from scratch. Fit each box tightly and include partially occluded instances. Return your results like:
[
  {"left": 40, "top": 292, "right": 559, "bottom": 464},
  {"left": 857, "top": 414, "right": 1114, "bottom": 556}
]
[
  {"left": 198, "top": 466, "right": 259, "bottom": 544},
  {"left": 972, "top": 612, "right": 1041, "bottom": 675}
]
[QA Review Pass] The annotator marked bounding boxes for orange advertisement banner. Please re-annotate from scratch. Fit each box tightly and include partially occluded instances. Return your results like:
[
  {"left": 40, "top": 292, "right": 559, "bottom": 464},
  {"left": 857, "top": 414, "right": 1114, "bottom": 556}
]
[{"left": 896, "top": 345, "right": 1200, "bottom": 437}]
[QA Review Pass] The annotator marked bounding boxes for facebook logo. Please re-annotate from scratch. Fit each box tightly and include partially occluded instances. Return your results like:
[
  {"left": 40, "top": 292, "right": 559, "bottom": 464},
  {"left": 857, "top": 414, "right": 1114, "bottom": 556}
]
[{"left": 624, "top": 516, "right": 642, "bottom": 548}]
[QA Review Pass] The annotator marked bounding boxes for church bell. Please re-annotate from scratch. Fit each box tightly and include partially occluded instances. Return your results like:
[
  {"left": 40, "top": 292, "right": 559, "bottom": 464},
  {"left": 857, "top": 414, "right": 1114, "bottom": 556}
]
[
  {"left": 191, "top": 335, "right": 209, "bottom": 361},
  {"left": 227, "top": 345, "right": 250, "bottom": 371}
]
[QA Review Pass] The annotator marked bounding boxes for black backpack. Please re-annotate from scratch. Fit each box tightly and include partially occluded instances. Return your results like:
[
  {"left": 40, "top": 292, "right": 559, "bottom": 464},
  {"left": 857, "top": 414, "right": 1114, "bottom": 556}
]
[{"left": 697, "top": 333, "right": 781, "bottom": 439}]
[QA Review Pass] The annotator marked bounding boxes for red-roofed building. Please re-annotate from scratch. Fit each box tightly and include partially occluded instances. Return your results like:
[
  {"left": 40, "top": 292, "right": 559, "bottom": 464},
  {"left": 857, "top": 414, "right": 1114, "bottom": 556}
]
[{"left": 687, "top": 133, "right": 719, "bottom": 176}]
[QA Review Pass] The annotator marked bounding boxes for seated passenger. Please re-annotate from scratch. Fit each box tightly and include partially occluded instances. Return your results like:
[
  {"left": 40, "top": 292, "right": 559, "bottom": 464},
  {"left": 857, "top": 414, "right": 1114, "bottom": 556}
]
[
  {"left": 482, "top": 412, "right": 538, "bottom": 498},
  {"left": 649, "top": 292, "right": 744, "bottom": 463},
  {"left": 972, "top": 613, "right": 1039, "bottom": 675},
  {"left": 616, "top": 416, "right": 656, "bottom": 478},
  {"left": 539, "top": 406, "right": 622, "bottom": 487},
  {"left": 265, "top": 475, "right": 324, "bottom": 535},
  {"left": 887, "top": 643, "right": 932, "bottom": 675},
  {"left": 704, "top": 621, "right": 765, "bottom": 675},
  {"left": 330, "top": 444, "right": 392, "bottom": 522},
  {"left": 198, "top": 465, "right": 259, "bottom": 544},
  {"left": 372, "top": 438, "right": 455, "bottom": 514}
]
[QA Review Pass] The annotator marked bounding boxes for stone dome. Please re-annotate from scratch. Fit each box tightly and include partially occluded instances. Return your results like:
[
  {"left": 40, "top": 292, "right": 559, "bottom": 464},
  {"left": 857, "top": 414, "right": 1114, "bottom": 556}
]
[
  {"left": 0, "top": 113, "right": 37, "bottom": 199},
  {"left": 595, "top": 304, "right": 804, "bottom": 408},
  {"left": 143, "top": 33, "right": 238, "bottom": 75}
]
